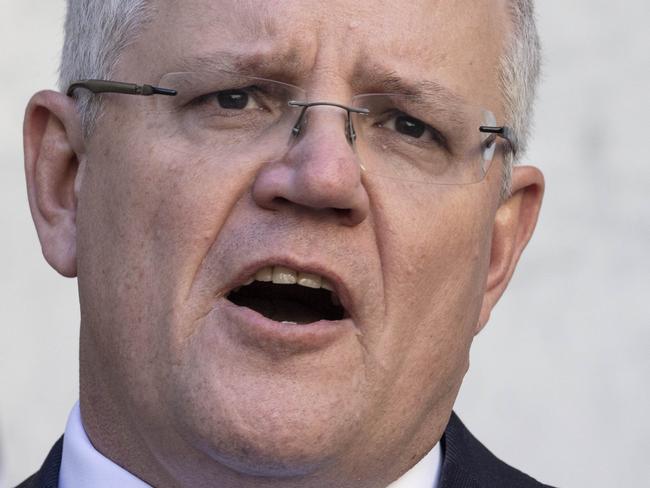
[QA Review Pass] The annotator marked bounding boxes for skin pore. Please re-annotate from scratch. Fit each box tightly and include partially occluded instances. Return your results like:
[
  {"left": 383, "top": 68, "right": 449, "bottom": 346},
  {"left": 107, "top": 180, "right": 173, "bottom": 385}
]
[{"left": 23, "top": 1, "right": 544, "bottom": 487}]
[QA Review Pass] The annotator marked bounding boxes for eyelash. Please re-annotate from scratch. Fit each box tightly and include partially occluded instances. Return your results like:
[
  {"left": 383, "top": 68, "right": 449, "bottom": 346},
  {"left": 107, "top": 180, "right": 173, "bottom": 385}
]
[
  {"left": 376, "top": 111, "right": 449, "bottom": 149},
  {"left": 188, "top": 86, "right": 265, "bottom": 110}
]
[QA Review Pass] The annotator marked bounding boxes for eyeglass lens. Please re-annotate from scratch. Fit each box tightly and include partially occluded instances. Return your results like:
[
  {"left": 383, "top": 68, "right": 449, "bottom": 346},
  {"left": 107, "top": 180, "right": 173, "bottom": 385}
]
[{"left": 148, "top": 69, "right": 500, "bottom": 185}]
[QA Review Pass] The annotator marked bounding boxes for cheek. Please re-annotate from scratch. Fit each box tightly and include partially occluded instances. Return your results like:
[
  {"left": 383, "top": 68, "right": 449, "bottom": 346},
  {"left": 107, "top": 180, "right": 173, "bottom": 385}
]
[
  {"left": 371, "top": 183, "right": 493, "bottom": 370},
  {"left": 76, "top": 132, "right": 252, "bottom": 373},
  {"left": 384, "top": 191, "right": 489, "bottom": 318},
  {"left": 365, "top": 184, "right": 494, "bottom": 417}
]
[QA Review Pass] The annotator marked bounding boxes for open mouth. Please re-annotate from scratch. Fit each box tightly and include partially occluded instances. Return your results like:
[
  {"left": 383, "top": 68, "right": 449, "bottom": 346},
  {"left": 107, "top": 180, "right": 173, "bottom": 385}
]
[{"left": 226, "top": 266, "right": 347, "bottom": 324}]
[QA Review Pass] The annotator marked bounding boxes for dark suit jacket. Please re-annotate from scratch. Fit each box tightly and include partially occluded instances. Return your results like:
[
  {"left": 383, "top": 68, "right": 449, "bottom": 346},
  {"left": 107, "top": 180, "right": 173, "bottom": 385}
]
[{"left": 16, "top": 412, "right": 556, "bottom": 487}]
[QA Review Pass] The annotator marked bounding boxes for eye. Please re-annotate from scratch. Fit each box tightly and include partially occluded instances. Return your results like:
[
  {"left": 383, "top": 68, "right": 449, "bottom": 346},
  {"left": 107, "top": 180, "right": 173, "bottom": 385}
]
[
  {"left": 390, "top": 115, "right": 426, "bottom": 138},
  {"left": 379, "top": 113, "right": 447, "bottom": 147},
  {"left": 216, "top": 89, "right": 254, "bottom": 109},
  {"left": 193, "top": 87, "right": 262, "bottom": 111}
]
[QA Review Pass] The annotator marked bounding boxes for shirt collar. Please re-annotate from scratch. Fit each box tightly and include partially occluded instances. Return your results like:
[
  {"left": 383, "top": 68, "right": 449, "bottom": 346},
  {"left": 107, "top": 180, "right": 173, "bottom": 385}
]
[
  {"left": 59, "top": 402, "right": 151, "bottom": 488},
  {"left": 60, "top": 402, "right": 442, "bottom": 488},
  {"left": 387, "top": 442, "right": 443, "bottom": 488}
]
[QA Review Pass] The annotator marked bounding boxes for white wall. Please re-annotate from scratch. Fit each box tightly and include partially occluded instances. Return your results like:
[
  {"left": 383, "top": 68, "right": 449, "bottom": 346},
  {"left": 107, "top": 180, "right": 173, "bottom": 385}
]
[
  {"left": 1, "top": 1, "right": 648, "bottom": 487},
  {"left": 456, "top": 3, "right": 650, "bottom": 487},
  {"left": 1, "top": 2, "right": 79, "bottom": 488}
]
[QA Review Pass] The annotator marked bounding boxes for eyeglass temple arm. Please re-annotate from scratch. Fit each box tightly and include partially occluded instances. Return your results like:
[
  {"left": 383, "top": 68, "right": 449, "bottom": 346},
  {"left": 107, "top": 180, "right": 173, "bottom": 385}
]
[
  {"left": 66, "top": 80, "right": 177, "bottom": 97},
  {"left": 479, "top": 125, "right": 518, "bottom": 157}
]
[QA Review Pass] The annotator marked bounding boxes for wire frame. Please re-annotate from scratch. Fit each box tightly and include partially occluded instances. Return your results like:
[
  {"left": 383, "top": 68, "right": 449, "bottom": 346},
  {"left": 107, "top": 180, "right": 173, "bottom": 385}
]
[{"left": 67, "top": 70, "right": 515, "bottom": 185}]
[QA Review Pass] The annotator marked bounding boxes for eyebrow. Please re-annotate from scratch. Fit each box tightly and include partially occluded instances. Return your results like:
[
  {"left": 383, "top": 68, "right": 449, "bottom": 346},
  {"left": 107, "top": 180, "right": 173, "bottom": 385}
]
[
  {"left": 171, "top": 50, "right": 306, "bottom": 81},
  {"left": 355, "top": 64, "right": 467, "bottom": 109},
  {"left": 169, "top": 51, "right": 468, "bottom": 110}
]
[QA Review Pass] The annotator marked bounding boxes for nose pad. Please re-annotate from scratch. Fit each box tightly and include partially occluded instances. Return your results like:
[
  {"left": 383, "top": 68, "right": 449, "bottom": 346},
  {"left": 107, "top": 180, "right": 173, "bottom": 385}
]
[{"left": 252, "top": 104, "right": 370, "bottom": 226}]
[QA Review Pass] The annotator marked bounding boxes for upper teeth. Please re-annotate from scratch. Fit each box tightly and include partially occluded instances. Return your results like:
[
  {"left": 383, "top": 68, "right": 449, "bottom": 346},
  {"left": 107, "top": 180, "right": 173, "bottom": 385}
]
[{"left": 249, "top": 266, "right": 335, "bottom": 291}]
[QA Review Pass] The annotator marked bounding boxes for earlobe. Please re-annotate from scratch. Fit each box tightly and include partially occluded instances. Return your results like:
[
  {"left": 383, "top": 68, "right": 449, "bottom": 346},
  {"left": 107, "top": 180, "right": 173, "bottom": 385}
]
[
  {"left": 24, "top": 90, "right": 85, "bottom": 277},
  {"left": 475, "top": 165, "right": 545, "bottom": 334}
]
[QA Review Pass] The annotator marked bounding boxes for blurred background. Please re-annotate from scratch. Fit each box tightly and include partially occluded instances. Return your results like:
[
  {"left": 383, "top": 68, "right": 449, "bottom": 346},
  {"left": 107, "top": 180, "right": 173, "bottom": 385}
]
[{"left": 1, "top": 1, "right": 648, "bottom": 487}]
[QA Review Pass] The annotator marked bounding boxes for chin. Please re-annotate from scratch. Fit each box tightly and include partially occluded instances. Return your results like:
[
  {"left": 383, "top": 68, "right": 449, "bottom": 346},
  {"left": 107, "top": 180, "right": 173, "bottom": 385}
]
[
  {"left": 208, "top": 440, "right": 335, "bottom": 478},
  {"left": 165, "top": 365, "right": 368, "bottom": 479},
  {"left": 180, "top": 405, "right": 354, "bottom": 478}
]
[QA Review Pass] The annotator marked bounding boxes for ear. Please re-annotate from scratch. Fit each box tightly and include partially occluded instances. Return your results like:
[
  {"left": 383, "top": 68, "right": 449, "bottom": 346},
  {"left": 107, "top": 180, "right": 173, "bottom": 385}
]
[
  {"left": 24, "top": 90, "right": 85, "bottom": 277},
  {"left": 475, "top": 165, "right": 545, "bottom": 334}
]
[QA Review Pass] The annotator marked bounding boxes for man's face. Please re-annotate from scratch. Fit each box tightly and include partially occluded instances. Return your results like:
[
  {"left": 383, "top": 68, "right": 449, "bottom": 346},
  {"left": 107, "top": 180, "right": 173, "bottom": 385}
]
[{"left": 77, "top": 0, "right": 510, "bottom": 482}]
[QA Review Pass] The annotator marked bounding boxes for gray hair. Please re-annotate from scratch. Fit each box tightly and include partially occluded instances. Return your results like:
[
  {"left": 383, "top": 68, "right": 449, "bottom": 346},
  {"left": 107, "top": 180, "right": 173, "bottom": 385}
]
[
  {"left": 59, "top": 0, "right": 151, "bottom": 137},
  {"left": 499, "top": 0, "right": 542, "bottom": 197},
  {"left": 59, "top": 0, "right": 541, "bottom": 197}
]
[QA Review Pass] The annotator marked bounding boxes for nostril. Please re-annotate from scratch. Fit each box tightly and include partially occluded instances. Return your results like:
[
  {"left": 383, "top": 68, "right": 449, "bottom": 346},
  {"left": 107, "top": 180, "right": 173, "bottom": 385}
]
[
  {"left": 269, "top": 196, "right": 354, "bottom": 221},
  {"left": 272, "top": 196, "right": 291, "bottom": 208},
  {"left": 334, "top": 208, "right": 352, "bottom": 219},
  {"left": 251, "top": 152, "right": 370, "bottom": 225}
]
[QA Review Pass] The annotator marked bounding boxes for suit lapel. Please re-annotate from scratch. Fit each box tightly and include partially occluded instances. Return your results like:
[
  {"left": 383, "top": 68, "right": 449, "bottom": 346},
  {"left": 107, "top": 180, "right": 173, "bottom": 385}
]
[
  {"left": 438, "top": 412, "right": 482, "bottom": 488},
  {"left": 437, "top": 412, "right": 554, "bottom": 488},
  {"left": 15, "top": 436, "right": 63, "bottom": 488}
]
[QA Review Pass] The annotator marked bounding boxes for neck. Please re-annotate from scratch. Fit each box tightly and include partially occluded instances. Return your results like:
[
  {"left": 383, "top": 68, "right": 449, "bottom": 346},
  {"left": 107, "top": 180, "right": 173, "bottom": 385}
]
[
  {"left": 79, "top": 387, "right": 450, "bottom": 488},
  {"left": 79, "top": 329, "right": 454, "bottom": 488}
]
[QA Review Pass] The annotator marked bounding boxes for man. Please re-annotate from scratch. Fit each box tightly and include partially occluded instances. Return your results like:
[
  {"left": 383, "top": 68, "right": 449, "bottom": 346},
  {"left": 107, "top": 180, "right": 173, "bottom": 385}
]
[{"left": 18, "top": 0, "right": 551, "bottom": 486}]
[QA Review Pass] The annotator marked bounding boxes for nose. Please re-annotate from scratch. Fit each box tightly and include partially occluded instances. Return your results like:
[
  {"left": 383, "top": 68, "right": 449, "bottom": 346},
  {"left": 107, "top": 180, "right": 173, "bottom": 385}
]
[{"left": 252, "top": 107, "right": 370, "bottom": 226}]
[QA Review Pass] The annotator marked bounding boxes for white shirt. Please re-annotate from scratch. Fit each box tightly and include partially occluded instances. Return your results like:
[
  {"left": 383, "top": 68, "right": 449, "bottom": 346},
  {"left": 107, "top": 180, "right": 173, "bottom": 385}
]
[
  {"left": 59, "top": 403, "right": 150, "bottom": 488},
  {"left": 387, "top": 442, "right": 442, "bottom": 488},
  {"left": 60, "top": 402, "right": 442, "bottom": 488}
]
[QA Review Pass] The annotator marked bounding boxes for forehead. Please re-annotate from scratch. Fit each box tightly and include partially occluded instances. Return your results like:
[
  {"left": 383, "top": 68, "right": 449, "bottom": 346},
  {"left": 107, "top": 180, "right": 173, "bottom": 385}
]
[{"left": 122, "top": 0, "right": 509, "bottom": 107}]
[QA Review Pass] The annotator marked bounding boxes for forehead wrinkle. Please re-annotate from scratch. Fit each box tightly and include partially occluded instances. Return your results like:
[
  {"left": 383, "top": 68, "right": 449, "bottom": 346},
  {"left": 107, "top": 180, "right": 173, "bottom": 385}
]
[{"left": 157, "top": 0, "right": 314, "bottom": 80}]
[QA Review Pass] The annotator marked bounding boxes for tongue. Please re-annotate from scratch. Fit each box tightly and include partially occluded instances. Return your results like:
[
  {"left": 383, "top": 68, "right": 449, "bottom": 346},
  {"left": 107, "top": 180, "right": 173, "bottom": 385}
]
[{"left": 243, "top": 296, "right": 324, "bottom": 324}]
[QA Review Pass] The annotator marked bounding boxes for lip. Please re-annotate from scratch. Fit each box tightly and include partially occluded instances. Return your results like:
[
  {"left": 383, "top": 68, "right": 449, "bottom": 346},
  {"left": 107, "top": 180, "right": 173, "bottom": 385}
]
[
  {"left": 220, "top": 257, "right": 355, "bottom": 322},
  {"left": 218, "top": 296, "right": 356, "bottom": 354}
]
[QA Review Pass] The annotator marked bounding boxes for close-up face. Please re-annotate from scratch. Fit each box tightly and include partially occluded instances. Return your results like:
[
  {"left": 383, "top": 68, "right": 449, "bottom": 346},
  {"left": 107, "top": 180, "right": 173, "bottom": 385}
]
[{"left": 71, "top": 0, "right": 518, "bottom": 484}]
